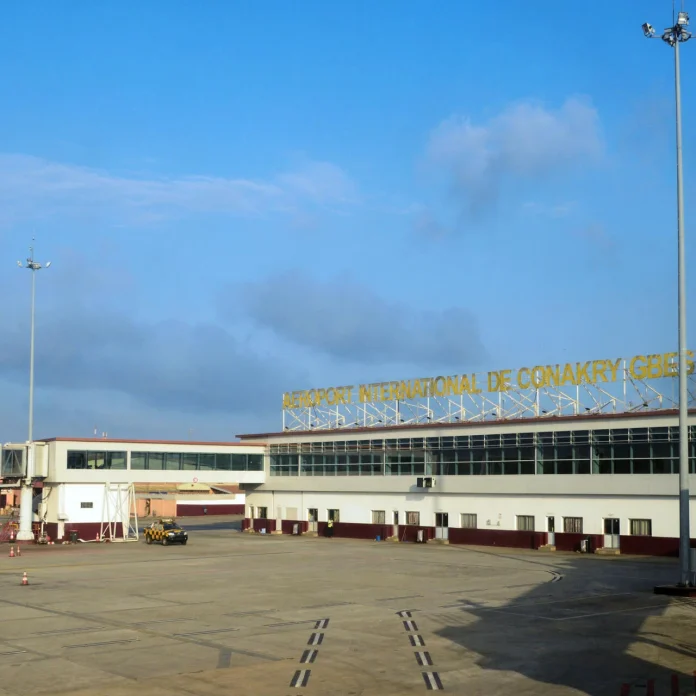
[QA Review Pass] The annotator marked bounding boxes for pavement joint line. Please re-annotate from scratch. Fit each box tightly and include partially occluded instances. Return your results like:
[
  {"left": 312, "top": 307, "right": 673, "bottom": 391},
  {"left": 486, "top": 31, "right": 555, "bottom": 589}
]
[
  {"left": 65, "top": 638, "right": 139, "bottom": 649},
  {"left": 33, "top": 626, "right": 106, "bottom": 635},
  {"left": 0, "top": 595, "right": 282, "bottom": 662},
  {"left": 442, "top": 581, "right": 540, "bottom": 594},
  {"left": 551, "top": 603, "right": 669, "bottom": 622},
  {"left": 129, "top": 618, "right": 192, "bottom": 625},
  {"left": 436, "top": 590, "right": 640, "bottom": 611},
  {"left": 173, "top": 628, "right": 241, "bottom": 637},
  {"left": 0, "top": 549, "right": 296, "bottom": 574},
  {"left": 301, "top": 601, "right": 354, "bottom": 609}
]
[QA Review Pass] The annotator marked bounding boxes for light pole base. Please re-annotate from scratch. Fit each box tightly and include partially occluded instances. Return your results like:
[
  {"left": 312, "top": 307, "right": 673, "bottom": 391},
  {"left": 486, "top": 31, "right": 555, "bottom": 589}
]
[{"left": 15, "top": 530, "right": 34, "bottom": 542}]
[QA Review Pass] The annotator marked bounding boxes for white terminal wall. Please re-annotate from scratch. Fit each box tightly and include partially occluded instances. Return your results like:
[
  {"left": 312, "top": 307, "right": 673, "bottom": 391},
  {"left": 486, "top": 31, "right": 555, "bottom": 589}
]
[
  {"left": 41, "top": 483, "right": 127, "bottom": 526},
  {"left": 245, "top": 411, "right": 696, "bottom": 538}
]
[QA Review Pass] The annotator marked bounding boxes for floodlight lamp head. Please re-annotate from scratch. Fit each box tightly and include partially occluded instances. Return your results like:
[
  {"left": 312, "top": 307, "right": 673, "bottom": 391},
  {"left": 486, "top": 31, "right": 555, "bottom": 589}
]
[
  {"left": 45, "top": 261, "right": 51, "bottom": 268},
  {"left": 16, "top": 260, "right": 23, "bottom": 268},
  {"left": 678, "top": 11, "right": 689, "bottom": 26},
  {"left": 642, "top": 22, "right": 655, "bottom": 36}
]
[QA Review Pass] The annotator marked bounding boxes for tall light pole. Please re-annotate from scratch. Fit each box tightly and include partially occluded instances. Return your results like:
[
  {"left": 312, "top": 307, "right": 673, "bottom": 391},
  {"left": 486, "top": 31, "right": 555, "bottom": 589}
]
[
  {"left": 15, "top": 242, "right": 51, "bottom": 541},
  {"left": 643, "top": 11, "right": 692, "bottom": 586}
]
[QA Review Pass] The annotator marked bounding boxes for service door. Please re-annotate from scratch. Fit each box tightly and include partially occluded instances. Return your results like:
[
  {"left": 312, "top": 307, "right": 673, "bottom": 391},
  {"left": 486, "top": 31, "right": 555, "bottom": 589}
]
[
  {"left": 603, "top": 518, "right": 620, "bottom": 549},
  {"left": 435, "top": 512, "right": 449, "bottom": 540},
  {"left": 308, "top": 508, "right": 318, "bottom": 534},
  {"left": 547, "top": 516, "right": 555, "bottom": 546}
]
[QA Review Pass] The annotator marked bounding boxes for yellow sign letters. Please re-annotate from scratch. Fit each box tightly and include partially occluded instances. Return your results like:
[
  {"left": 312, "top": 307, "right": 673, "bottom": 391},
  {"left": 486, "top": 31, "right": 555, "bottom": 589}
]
[{"left": 282, "top": 351, "right": 695, "bottom": 410}]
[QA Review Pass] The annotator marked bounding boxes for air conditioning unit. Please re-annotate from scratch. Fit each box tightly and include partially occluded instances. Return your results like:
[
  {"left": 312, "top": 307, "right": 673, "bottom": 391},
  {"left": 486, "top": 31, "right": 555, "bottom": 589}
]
[{"left": 416, "top": 477, "right": 436, "bottom": 489}]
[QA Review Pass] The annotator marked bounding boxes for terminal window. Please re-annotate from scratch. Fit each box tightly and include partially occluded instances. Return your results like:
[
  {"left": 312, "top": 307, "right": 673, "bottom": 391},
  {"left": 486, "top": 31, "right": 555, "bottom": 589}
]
[
  {"left": 406, "top": 511, "right": 420, "bottom": 526},
  {"left": 563, "top": 517, "right": 583, "bottom": 533},
  {"left": 461, "top": 513, "right": 477, "bottom": 529},
  {"left": 328, "top": 509, "right": 340, "bottom": 522},
  {"left": 517, "top": 515, "right": 535, "bottom": 532},
  {"left": 372, "top": 510, "right": 386, "bottom": 524},
  {"left": 270, "top": 426, "right": 696, "bottom": 477},
  {"left": 129, "top": 452, "right": 263, "bottom": 471},
  {"left": 67, "top": 451, "right": 127, "bottom": 470},
  {"left": 630, "top": 519, "right": 652, "bottom": 536}
]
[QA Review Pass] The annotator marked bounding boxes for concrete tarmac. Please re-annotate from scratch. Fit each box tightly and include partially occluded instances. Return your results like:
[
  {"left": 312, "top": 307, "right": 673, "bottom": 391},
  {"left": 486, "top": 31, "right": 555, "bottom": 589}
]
[{"left": 0, "top": 520, "right": 694, "bottom": 695}]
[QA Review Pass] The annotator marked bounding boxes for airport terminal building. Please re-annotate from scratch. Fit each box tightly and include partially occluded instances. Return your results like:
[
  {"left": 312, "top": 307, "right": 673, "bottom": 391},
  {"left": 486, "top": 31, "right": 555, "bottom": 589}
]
[
  {"left": 2, "top": 349, "right": 696, "bottom": 555},
  {"left": 238, "top": 351, "right": 696, "bottom": 556}
]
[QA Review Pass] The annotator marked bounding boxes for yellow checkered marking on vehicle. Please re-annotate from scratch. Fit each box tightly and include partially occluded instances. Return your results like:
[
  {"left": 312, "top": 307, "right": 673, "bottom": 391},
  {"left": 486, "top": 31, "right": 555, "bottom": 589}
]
[{"left": 146, "top": 527, "right": 181, "bottom": 540}]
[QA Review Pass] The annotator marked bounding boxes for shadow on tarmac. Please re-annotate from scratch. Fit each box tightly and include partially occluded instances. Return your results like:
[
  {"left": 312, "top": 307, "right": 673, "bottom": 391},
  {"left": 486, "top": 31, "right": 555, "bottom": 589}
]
[{"left": 435, "top": 547, "right": 694, "bottom": 695}]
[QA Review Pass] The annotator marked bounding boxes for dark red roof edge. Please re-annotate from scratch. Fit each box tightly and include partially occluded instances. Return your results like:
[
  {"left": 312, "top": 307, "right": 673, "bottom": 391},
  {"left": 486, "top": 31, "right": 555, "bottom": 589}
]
[
  {"left": 237, "top": 407, "right": 696, "bottom": 440},
  {"left": 38, "top": 437, "right": 266, "bottom": 447}
]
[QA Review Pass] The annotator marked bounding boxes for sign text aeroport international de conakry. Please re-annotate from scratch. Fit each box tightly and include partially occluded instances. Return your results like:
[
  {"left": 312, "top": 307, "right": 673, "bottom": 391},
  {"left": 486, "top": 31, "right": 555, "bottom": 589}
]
[{"left": 282, "top": 351, "right": 696, "bottom": 410}]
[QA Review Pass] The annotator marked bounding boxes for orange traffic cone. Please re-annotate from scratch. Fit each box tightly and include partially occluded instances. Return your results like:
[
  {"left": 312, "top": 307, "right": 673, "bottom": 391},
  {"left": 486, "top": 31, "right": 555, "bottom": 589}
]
[
  {"left": 21, "top": 572, "right": 28, "bottom": 586},
  {"left": 95, "top": 533, "right": 99, "bottom": 542},
  {"left": 9, "top": 545, "right": 14, "bottom": 558}
]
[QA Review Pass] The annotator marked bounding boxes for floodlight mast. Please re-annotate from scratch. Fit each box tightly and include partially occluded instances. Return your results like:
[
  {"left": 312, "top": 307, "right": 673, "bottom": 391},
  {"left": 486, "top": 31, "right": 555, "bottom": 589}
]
[
  {"left": 643, "top": 10, "right": 692, "bottom": 586},
  {"left": 15, "top": 241, "right": 51, "bottom": 542}
]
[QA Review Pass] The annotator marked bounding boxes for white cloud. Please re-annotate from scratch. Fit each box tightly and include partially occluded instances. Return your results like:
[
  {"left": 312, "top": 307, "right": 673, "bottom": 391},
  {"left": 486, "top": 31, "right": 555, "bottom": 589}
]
[
  {"left": 426, "top": 96, "right": 604, "bottom": 216},
  {"left": 0, "top": 153, "right": 359, "bottom": 225}
]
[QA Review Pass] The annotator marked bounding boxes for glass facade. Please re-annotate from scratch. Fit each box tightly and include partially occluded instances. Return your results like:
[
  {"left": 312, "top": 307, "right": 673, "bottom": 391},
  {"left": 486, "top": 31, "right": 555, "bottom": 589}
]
[
  {"left": 130, "top": 451, "right": 262, "bottom": 471},
  {"left": 67, "top": 451, "right": 127, "bottom": 470},
  {"left": 1, "top": 449, "right": 25, "bottom": 477},
  {"left": 269, "top": 425, "right": 696, "bottom": 476},
  {"left": 66, "top": 450, "right": 262, "bottom": 471}
]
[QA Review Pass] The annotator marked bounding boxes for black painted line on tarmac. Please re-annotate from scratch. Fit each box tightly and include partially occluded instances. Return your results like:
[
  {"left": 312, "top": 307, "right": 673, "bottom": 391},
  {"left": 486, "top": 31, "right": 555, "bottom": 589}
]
[
  {"left": 422, "top": 671, "right": 444, "bottom": 690},
  {"left": 379, "top": 594, "right": 422, "bottom": 601},
  {"left": 300, "top": 649, "right": 318, "bottom": 664},
  {"left": 307, "top": 633, "right": 324, "bottom": 646},
  {"left": 415, "top": 651, "right": 433, "bottom": 666},
  {"left": 314, "top": 618, "right": 329, "bottom": 629},
  {"left": 290, "top": 669, "right": 311, "bottom": 687}
]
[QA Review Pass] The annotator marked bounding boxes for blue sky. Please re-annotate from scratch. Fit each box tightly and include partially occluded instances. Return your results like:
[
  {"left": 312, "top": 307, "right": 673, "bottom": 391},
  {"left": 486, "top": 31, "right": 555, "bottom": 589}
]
[{"left": 0, "top": 0, "right": 693, "bottom": 440}]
